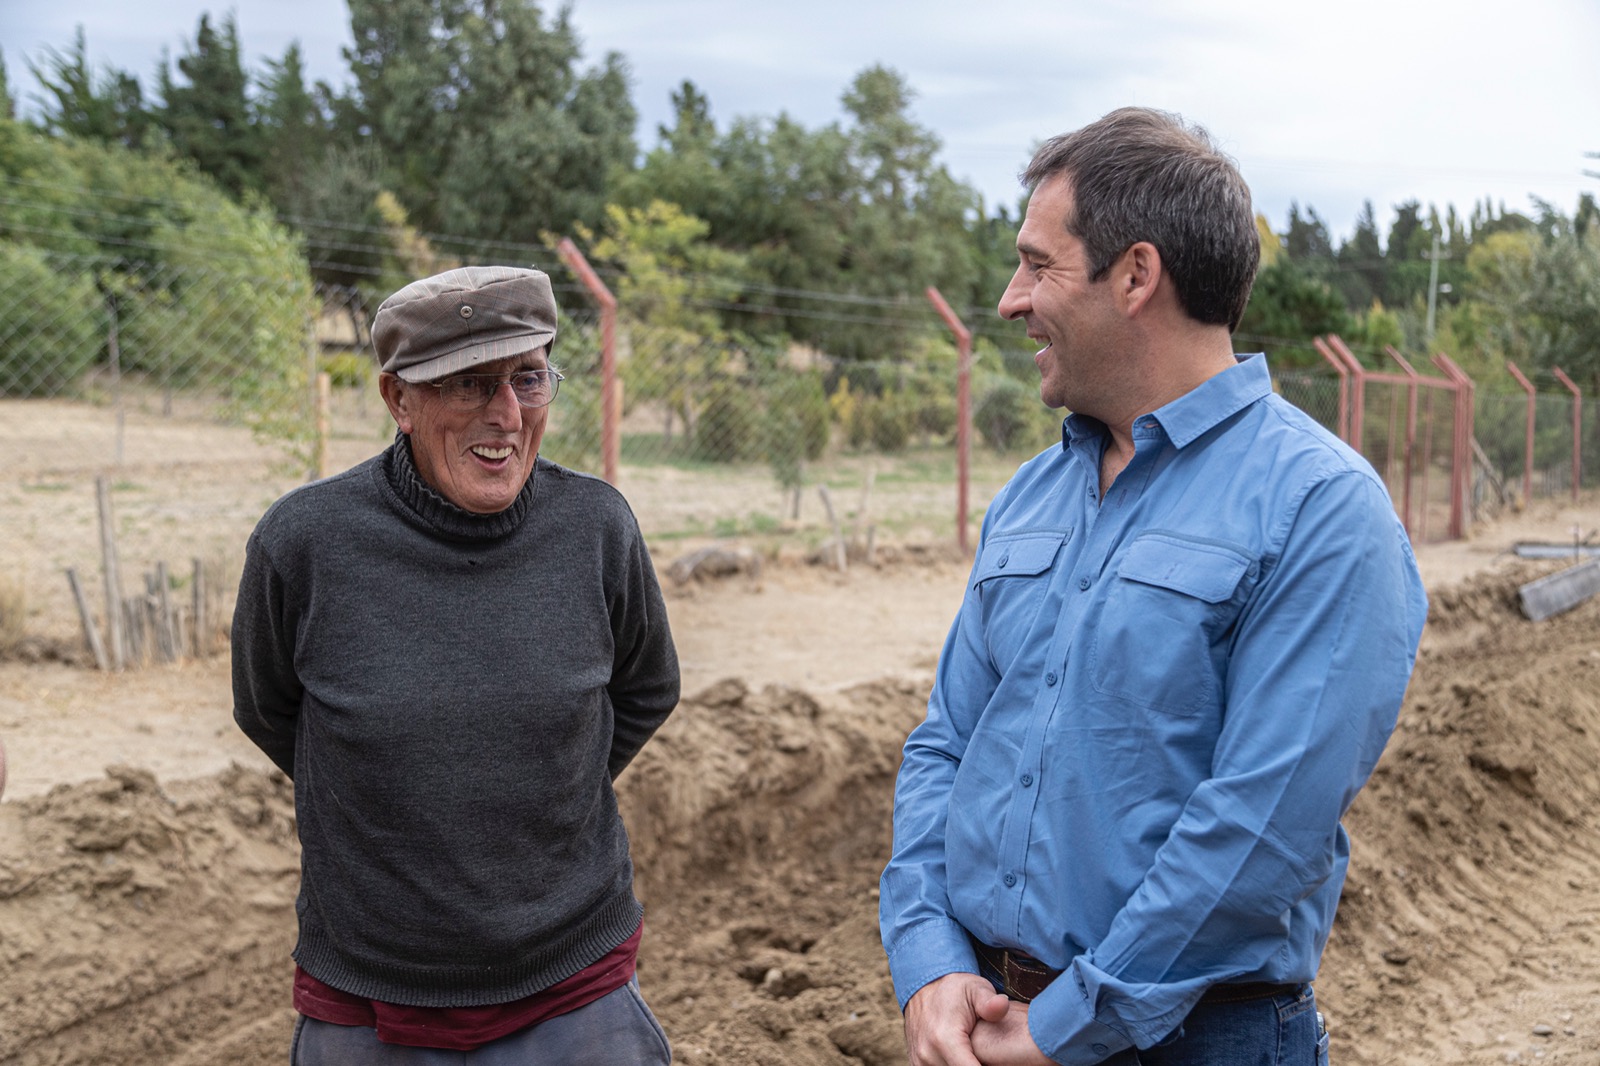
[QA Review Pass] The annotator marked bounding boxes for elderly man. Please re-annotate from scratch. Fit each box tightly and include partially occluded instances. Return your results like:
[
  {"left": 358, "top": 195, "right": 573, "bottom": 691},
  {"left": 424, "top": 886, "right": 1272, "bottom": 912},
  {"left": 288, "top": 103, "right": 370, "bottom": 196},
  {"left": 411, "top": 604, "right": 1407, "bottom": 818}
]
[
  {"left": 879, "top": 108, "right": 1428, "bottom": 1066},
  {"left": 233, "top": 265, "right": 679, "bottom": 1064}
]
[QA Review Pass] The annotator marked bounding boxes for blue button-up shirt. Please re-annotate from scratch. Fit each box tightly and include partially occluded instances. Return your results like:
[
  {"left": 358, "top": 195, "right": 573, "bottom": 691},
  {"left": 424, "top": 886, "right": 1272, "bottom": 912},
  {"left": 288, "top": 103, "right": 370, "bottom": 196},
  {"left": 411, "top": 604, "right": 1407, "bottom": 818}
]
[{"left": 880, "top": 355, "right": 1427, "bottom": 1064}]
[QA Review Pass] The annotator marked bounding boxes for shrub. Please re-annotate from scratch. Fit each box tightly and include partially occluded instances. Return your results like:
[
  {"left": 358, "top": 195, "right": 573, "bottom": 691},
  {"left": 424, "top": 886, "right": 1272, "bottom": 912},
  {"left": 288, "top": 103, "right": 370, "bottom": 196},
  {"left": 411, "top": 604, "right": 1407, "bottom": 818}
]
[
  {"left": 694, "top": 379, "right": 761, "bottom": 462},
  {"left": 322, "top": 351, "right": 374, "bottom": 389},
  {"left": 0, "top": 244, "right": 105, "bottom": 396},
  {"left": 975, "top": 376, "right": 1041, "bottom": 451}
]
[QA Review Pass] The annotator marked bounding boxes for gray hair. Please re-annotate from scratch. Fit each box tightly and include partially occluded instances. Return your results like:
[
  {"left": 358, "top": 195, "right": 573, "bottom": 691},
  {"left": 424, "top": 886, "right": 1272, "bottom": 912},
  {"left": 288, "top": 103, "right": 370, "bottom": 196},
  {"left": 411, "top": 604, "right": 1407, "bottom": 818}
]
[{"left": 1022, "top": 107, "right": 1259, "bottom": 331}]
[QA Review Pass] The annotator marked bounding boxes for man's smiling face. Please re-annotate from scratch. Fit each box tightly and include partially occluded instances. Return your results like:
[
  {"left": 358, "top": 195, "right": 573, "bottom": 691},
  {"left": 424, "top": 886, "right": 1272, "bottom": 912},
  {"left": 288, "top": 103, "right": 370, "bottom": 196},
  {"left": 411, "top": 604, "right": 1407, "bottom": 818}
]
[{"left": 380, "top": 349, "right": 550, "bottom": 514}]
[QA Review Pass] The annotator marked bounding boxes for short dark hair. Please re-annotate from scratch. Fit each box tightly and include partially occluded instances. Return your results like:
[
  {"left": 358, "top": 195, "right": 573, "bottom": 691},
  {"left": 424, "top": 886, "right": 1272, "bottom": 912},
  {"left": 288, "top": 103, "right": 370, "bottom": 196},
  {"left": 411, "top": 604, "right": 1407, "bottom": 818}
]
[{"left": 1022, "top": 107, "right": 1259, "bottom": 332}]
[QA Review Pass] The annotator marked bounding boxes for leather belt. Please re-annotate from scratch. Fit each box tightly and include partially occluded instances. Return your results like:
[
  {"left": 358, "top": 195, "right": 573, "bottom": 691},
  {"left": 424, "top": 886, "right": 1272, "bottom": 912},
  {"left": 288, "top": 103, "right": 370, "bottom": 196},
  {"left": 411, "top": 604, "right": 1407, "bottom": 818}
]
[{"left": 970, "top": 938, "right": 1302, "bottom": 1007}]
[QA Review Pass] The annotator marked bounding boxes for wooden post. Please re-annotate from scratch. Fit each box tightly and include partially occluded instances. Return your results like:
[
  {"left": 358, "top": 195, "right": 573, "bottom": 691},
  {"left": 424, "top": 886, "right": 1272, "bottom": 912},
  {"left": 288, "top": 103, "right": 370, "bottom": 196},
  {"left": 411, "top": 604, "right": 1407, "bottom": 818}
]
[
  {"left": 66, "top": 568, "right": 110, "bottom": 671},
  {"left": 96, "top": 476, "right": 125, "bottom": 670},
  {"left": 316, "top": 371, "right": 333, "bottom": 480},
  {"left": 123, "top": 596, "right": 144, "bottom": 667},
  {"left": 818, "top": 485, "right": 847, "bottom": 573},
  {"left": 192, "top": 557, "right": 208, "bottom": 658},
  {"left": 108, "top": 297, "right": 126, "bottom": 466},
  {"left": 153, "top": 562, "right": 178, "bottom": 662},
  {"left": 173, "top": 606, "right": 189, "bottom": 663},
  {"left": 852, "top": 466, "right": 876, "bottom": 552}
]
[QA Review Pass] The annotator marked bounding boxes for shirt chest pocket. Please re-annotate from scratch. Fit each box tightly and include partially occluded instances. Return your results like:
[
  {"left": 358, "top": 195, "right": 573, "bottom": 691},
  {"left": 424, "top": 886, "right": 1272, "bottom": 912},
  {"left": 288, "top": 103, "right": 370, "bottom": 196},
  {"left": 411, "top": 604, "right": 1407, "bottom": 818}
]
[
  {"left": 1089, "top": 533, "right": 1255, "bottom": 717},
  {"left": 973, "top": 530, "right": 1069, "bottom": 671}
]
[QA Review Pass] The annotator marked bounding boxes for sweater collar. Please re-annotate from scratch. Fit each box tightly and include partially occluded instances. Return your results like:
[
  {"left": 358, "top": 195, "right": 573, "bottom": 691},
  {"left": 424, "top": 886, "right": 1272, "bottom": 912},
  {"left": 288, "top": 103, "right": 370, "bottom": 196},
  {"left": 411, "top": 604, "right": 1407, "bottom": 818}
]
[{"left": 382, "top": 431, "right": 535, "bottom": 540}]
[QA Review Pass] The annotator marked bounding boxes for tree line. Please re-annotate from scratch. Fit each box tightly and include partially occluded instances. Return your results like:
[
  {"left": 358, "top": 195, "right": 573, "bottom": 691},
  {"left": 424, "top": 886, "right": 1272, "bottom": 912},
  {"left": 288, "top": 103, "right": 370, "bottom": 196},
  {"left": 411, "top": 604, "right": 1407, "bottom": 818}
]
[{"left": 3, "top": 0, "right": 1597, "bottom": 418}]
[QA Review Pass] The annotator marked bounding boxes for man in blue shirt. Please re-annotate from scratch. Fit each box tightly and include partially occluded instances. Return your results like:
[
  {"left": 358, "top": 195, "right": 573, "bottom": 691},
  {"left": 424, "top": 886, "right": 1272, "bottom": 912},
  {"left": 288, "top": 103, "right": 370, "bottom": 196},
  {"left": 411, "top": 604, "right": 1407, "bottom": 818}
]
[{"left": 879, "top": 108, "right": 1427, "bottom": 1066}]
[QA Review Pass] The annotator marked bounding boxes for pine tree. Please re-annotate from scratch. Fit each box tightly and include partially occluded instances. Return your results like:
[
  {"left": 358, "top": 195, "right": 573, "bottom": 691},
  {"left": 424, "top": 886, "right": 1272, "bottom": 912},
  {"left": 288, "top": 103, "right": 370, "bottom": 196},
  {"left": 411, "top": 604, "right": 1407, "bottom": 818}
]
[{"left": 157, "top": 13, "right": 264, "bottom": 198}]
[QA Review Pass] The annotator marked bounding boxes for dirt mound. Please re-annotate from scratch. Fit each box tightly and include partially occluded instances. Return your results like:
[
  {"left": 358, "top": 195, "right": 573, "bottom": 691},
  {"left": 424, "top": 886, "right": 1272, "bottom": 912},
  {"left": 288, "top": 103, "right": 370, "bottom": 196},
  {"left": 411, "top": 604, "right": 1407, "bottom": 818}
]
[
  {"left": 0, "top": 677, "right": 927, "bottom": 1065},
  {"left": 0, "top": 765, "right": 299, "bottom": 1064},
  {"left": 4, "top": 565, "right": 1600, "bottom": 1064},
  {"left": 1324, "top": 564, "right": 1600, "bottom": 1063}
]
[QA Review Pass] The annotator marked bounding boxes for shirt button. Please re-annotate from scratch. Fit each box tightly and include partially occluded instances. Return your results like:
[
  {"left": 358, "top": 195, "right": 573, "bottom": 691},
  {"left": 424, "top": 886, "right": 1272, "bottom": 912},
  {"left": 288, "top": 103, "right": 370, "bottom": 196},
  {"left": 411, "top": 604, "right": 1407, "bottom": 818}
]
[
  {"left": 1077, "top": 577, "right": 1091, "bottom": 591},
  {"left": 1021, "top": 773, "right": 1034, "bottom": 787},
  {"left": 1092, "top": 1044, "right": 1109, "bottom": 1056},
  {"left": 1045, "top": 672, "right": 1057, "bottom": 687},
  {"left": 1003, "top": 873, "right": 1017, "bottom": 887},
  {"left": 997, "top": 554, "right": 1009, "bottom": 568}
]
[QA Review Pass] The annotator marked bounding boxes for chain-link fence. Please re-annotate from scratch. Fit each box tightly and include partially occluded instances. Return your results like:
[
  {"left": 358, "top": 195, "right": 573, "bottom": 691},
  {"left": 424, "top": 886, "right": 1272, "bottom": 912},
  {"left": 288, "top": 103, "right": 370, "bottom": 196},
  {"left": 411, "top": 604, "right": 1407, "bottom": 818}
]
[
  {"left": 4, "top": 251, "right": 1597, "bottom": 659},
  {"left": 0, "top": 254, "right": 1052, "bottom": 656}
]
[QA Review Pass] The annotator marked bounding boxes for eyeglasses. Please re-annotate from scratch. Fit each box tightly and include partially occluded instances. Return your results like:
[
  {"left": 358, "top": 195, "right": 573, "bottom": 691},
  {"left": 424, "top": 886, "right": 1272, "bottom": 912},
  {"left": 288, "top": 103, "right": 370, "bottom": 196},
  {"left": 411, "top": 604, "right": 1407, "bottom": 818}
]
[{"left": 426, "top": 369, "right": 564, "bottom": 409}]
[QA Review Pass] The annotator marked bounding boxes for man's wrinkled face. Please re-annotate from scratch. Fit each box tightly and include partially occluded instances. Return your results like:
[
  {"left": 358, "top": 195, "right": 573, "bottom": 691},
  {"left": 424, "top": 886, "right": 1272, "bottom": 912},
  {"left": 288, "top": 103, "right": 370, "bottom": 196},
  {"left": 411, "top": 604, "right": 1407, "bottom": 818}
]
[{"left": 379, "top": 349, "right": 549, "bottom": 514}]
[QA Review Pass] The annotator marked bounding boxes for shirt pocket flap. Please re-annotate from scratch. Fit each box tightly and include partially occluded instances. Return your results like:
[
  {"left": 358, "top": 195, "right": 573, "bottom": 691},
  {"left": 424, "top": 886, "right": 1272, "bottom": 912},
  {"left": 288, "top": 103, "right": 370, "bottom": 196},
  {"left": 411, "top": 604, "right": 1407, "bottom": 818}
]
[
  {"left": 973, "top": 533, "right": 1067, "bottom": 585},
  {"left": 1116, "top": 534, "right": 1251, "bottom": 604}
]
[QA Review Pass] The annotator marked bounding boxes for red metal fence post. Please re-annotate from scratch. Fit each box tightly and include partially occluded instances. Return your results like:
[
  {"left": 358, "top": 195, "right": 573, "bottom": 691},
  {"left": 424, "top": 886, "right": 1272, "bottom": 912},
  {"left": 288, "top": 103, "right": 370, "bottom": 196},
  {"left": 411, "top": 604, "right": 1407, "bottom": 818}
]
[
  {"left": 1552, "top": 368, "right": 1582, "bottom": 501},
  {"left": 1327, "top": 336, "right": 1366, "bottom": 457},
  {"left": 925, "top": 287, "right": 973, "bottom": 554},
  {"left": 1312, "top": 336, "right": 1349, "bottom": 443},
  {"left": 556, "top": 238, "right": 620, "bottom": 487},
  {"left": 1431, "top": 354, "right": 1474, "bottom": 540},
  {"left": 1505, "top": 361, "right": 1536, "bottom": 508},
  {"left": 1384, "top": 346, "right": 1421, "bottom": 539}
]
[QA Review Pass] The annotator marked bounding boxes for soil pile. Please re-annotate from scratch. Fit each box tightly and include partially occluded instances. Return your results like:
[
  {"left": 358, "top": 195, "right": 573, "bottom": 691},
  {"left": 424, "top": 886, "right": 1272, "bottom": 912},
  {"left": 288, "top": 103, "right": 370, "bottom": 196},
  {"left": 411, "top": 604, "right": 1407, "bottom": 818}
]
[{"left": 4, "top": 564, "right": 1600, "bottom": 1064}]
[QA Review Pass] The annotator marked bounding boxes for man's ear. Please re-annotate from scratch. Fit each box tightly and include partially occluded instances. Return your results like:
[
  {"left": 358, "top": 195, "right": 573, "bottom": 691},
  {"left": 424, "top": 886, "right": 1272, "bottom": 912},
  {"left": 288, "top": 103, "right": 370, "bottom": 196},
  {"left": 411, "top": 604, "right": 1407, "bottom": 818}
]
[
  {"left": 379, "top": 373, "right": 415, "bottom": 434},
  {"left": 1115, "top": 241, "right": 1163, "bottom": 318}
]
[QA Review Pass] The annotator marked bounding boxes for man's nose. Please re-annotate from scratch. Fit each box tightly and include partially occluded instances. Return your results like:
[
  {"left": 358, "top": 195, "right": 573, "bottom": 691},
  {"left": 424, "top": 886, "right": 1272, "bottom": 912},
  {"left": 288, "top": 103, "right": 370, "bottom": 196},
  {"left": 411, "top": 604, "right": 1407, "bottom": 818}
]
[
  {"left": 482, "top": 381, "right": 524, "bottom": 426},
  {"left": 997, "top": 267, "right": 1029, "bottom": 321}
]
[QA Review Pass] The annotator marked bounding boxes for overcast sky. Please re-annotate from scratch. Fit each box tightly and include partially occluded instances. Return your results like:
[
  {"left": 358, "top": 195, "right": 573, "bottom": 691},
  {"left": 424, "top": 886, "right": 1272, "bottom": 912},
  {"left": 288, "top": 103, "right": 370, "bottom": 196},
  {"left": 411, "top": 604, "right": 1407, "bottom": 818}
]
[{"left": 3, "top": 0, "right": 1597, "bottom": 244}]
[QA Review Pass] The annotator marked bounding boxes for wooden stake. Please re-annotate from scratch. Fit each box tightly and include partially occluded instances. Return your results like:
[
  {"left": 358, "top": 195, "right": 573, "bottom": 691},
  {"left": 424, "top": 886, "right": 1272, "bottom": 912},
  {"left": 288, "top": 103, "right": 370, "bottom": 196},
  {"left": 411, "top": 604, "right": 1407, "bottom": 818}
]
[
  {"left": 96, "top": 476, "right": 125, "bottom": 671},
  {"left": 852, "top": 465, "right": 876, "bottom": 552},
  {"left": 173, "top": 605, "right": 189, "bottom": 663},
  {"left": 66, "top": 568, "right": 110, "bottom": 671},
  {"left": 316, "top": 371, "right": 332, "bottom": 480},
  {"left": 191, "top": 557, "right": 208, "bottom": 658},
  {"left": 154, "top": 562, "right": 177, "bottom": 662},
  {"left": 123, "top": 596, "right": 145, "bottom": 666},
  {"left": 818, "top": 485, "right": 847, "bottom": 573}
]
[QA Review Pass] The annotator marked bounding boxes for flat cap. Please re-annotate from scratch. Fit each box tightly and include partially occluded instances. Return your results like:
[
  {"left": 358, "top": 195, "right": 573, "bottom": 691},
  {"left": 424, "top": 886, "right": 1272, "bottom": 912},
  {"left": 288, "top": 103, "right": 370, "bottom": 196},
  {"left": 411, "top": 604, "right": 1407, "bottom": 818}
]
[{"left": 373, "top": 266, "right": 558, "bottom": 383}]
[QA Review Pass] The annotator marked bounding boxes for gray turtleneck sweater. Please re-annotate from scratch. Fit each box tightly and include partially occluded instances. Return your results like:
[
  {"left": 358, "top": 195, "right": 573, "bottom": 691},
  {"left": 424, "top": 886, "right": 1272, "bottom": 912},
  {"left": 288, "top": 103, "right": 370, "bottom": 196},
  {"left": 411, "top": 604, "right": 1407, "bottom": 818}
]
[{"left": 231, "top": 437, "right": 679, "bottom": 1006}]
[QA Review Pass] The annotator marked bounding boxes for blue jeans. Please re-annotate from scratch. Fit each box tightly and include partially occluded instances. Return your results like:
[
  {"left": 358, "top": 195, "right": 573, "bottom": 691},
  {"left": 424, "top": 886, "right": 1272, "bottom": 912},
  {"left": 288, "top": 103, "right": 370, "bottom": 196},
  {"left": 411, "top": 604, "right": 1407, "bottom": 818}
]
[
  {"left": 288, "top": 979, "right": 672, "bottom": 1065},
  {"left": 977, "top": 957, "right": 1329, "bottom": 1066}
]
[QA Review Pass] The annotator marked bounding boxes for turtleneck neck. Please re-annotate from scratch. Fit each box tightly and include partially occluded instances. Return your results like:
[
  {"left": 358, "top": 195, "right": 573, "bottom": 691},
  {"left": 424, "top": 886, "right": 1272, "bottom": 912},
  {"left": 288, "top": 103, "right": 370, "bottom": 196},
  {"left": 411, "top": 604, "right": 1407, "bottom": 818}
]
[{"left": 381, "top": 431, "right": 536, "bottom": 541}]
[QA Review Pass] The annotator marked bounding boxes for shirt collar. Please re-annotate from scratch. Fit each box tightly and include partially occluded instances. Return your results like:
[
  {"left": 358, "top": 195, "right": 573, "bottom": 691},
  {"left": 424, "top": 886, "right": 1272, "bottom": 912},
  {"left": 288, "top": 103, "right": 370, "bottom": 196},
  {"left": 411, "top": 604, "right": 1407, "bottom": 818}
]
[{"left": 1061, "top": 352, "right": 1272, "bottom": 453}]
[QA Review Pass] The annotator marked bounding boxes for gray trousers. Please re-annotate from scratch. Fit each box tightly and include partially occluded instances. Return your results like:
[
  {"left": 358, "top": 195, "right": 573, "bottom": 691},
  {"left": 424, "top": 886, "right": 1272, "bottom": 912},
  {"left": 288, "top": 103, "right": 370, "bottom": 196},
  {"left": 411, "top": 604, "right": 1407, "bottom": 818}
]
[{"left": 289, "top": 979, "right": 672, "bottom": 1065}]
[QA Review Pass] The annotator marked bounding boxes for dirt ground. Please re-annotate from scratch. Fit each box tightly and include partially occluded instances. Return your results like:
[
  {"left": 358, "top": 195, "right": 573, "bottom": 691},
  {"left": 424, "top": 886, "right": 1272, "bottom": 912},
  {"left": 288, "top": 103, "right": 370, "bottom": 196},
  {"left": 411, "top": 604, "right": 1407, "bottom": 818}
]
[{"left": 5, "top": 402, "right": 1600, "bottom": 1063}]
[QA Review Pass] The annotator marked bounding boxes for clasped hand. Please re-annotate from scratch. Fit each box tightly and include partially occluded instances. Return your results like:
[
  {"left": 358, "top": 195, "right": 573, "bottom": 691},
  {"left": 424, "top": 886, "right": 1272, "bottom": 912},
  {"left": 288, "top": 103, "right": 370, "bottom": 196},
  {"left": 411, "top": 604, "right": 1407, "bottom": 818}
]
[{"left": 904, "top": 972, "right": 1055, "bottom": 1066}]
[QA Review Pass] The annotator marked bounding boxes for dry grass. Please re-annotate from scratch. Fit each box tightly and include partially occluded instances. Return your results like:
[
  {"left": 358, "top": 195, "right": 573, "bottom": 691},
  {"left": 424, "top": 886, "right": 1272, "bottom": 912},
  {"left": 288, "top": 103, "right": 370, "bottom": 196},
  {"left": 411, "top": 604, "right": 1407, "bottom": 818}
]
[{"left": 0, "top": 573, "right": 27, "bottom": 657}]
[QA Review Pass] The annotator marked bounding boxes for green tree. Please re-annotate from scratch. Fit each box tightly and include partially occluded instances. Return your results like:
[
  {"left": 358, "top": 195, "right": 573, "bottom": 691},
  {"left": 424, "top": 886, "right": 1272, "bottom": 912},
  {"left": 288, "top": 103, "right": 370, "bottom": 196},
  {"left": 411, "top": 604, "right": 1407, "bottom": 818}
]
[
  {"left": 0, "top": 242, "right": 105, "bottom": 395},
  {"left": 256, "top": 42, "right": 333, "bottom": 222},
  {"left": 27, "top": 27, "right": 153, "bottom": 149},
  {"left": 343, "top": 0, "right": 636, "bottom": 242},
  {"left": 615, "top": 66, "right": 992, "bottom": 362},
  {"left": 1334, "top": 200, "right": 1384, "bottom": 310},
  {"left": 157, "top": 12, "right": 265, "bottom": 198},
  {"left": 0, "top": 114, "right": 316, "bottom": 460},
  {"left": 1382, "top": 200, "right": 1433, "bottom": 309},
  {"left": 1283, "top": 202, "right": 1335, "bottom": 266},
  {"left": 1235, "top": 259, "right": 1353, "bottom": 367},
  {"left": 584, "top": 199, "right": 747, "bottom": 445}
]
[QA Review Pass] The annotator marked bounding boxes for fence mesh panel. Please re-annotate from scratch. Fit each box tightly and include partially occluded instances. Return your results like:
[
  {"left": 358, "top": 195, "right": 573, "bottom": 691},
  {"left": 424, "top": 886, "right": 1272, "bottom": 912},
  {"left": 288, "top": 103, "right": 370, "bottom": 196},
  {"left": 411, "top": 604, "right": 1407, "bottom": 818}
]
[{"left": 3, "top": 251, "right": 1596, "bottom": 654}]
